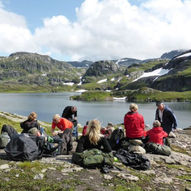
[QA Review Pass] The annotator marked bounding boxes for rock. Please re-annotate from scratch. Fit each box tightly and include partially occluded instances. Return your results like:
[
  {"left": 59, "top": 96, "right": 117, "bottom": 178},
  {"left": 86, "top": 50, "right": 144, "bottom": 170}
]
[
  {"left": 41, "top": 169, "right": 47, "bottom": 173},
  {"left": 185, "top": 185, "right": 191, "bottom": 191},
  {"left": 0, "top": 164, "right": 9, "bottom": 170},
  {"left": 164, "top": 158, "right": 176, "bottom": 164},
  {"left": 117, "top": 173, "right": 139, "bottom": 182},
  {"left": 169, "top": 131, "right": 176, "bottom": 138},
  {"left": 154, "top": 176, "right": 173, "bottom": 184},
  {"left": 48, "top": 167, "right": 56, "bottom": 171},
  {"left": 103, "top": 174, "right": 113, "bottom": 180},
  {"left": 34, "top": 174, "right": 44, "bottom": 180},
  {"left": 141, "top": 170, "right": 155, "bottom": 175},
  {"left": 128, "top": 145, "right": 146, "bottom": 154}
]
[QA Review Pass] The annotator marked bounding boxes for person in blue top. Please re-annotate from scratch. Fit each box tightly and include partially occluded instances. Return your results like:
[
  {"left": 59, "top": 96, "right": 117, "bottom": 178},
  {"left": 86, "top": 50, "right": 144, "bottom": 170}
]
[{"left": 155, "top": 101, "right": 177, "bottom": 134}]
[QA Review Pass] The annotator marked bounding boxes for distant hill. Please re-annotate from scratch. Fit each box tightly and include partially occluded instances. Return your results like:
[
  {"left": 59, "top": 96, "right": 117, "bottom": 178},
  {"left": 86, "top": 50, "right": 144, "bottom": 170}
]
[
  {"left": 0, "top": 52, "right": 85, "bottom": 88},
  {"left": 68, "top": 60, "right": 93, "bottom": 68}
]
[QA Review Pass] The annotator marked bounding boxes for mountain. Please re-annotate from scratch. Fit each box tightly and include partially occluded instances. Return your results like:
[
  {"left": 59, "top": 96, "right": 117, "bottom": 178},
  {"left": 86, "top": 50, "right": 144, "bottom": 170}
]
[
  {"left": 68, "top": 60, "right": 93, "bottom": 68},
  {"left": 0, "top": 52, "right": 85, "bottom": 88},
  {"left": 114, "top": 58, "right": 141, "bottom": 67},
  {"left": 160, "top": 49, "right": 187, "bottom": 59},
  {"left": 123, "top": 50, "right": 191, "bottom": 91}
]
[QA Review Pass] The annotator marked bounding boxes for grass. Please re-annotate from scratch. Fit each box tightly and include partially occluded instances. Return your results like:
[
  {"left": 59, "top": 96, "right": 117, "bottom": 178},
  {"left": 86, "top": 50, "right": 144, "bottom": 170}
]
[
  {"left": 0, "top": 115, "right": 21, "bottom": 132},
  {"left": 71, "top": 91, "right": 113, "bottom": 101}
]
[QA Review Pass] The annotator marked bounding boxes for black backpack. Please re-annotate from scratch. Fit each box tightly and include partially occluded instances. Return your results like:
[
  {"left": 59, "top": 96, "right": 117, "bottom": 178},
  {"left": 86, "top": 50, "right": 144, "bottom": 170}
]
[
  {"left": 109, "top": 128, "right": 124, "bottom": 150},
  {"left": 5, "top": 134, "right": 45, "bottom": 161}
]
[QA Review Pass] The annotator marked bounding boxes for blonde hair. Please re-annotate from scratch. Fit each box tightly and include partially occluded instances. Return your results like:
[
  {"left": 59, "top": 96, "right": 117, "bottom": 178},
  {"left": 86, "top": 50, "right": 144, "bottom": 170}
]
[
  {"left": 53, "top": 114, "right": 60, "bottom": 121},
  {"left": 87, "top": 119, "right": 101, "bottom": 145},
  {"left": 129, "top": 103, "right": 138, "bottom": 112},
  {"left": 28, "top": 112, "right": 37, "bottom": 121},
  {"left": 153, "top": 120, "right": 161, "bottom": 127}
]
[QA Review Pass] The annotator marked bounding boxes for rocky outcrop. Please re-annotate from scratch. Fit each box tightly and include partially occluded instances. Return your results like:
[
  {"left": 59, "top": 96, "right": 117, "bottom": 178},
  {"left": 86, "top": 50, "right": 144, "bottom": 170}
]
[{"left": 160, "top": 49, "right": 187, "bottom": 59}]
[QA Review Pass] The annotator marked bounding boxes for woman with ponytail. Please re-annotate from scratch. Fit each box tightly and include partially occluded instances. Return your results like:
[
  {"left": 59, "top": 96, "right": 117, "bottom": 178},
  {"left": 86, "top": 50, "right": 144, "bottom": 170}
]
[{"left": 76, "top": 119, "right": 111, "bottom": 153}]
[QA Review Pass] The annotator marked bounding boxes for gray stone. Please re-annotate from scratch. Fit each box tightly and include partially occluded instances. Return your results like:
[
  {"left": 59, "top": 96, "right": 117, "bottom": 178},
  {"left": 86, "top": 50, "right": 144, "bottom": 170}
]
[
  {"left": 164, "top": 158, "right": 176, "bottom": 164},
  {"left": 34, "top": 173, "right": 44, "bottom": 180},
  {"left": 0, "top": 164, "right": 9, "bottom": 170},
  {"left": 104, "top": 174, "right": 113, "bottom": 180},
  {"left": 117, "top": 173, "right": 139, "bottom": 182}
]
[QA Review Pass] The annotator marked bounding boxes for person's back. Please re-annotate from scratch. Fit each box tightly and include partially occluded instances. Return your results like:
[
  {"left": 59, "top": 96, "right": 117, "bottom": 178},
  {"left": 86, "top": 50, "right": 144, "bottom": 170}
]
[
  {"left": 76, "top": 119, "right": 111, "bottom": 153},
  {"left": 124, "top": 103, "right": 145, "bottom": 139},
  {"left": 146, "top": 126, "right": 168, "bottom": 145}
]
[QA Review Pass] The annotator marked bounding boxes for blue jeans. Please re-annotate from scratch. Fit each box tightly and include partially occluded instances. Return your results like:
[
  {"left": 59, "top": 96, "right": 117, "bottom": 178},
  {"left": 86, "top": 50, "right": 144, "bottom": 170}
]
[{"left": 72, "top": 126, "right": 78, "bottom": 140}]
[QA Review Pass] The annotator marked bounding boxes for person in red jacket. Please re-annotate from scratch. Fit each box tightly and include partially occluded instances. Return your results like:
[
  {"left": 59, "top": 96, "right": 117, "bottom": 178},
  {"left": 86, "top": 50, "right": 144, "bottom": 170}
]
[
  {"left": 51, "top": 114, "right": 73, "bottom": 154},
  {"left": 145, "top": 120, "right": 171, "bottom": 156},
  {"left": 124, "top": 103, "right": 145, "bottom": 139},
  {"left": 82, "top": 121, "right": 89, "bottom": 136},
  {"left": 146, "top": 120, "right": 168, "bottom": 145},
  {"left": 52, "top": 114, "right": 73, "bottom": 136}
]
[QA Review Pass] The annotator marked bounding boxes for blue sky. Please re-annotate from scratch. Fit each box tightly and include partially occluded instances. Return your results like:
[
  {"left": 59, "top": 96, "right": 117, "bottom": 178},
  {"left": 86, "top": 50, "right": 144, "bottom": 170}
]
[
  {"left": 3, "top": 0, "right": 84, "bottom": 32},
  {"left": 0, "top": 0, "right": 190, "bottom": 61}
]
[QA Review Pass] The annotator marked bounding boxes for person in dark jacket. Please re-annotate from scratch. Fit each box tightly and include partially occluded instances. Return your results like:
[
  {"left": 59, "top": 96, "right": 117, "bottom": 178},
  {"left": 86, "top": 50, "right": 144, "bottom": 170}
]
[
  {"left": 76, "top": 119, "right": 112, "bottom": 153},
  {"left": 62, "top": 106, "right": 78, "bottom": 140},
  {"left": 155, "top": 101, "right": 177, "bottom": 134},
  {"left": 124, "top": 103, "right": 146, "bottom": 139},
  {"left": 20, "top": 112, "right": 41, "bottom": 136}
]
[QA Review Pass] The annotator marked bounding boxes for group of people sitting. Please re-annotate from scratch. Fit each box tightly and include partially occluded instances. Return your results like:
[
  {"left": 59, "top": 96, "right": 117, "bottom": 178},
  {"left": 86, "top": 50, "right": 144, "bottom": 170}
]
[{"left": 0, "top": 102, "right": 177, "bottom": 164}]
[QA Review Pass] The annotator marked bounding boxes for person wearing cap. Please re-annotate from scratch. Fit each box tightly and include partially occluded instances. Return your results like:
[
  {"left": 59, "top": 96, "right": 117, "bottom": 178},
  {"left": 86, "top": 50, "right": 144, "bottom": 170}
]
[
  {"left": 124, "top": 103, "right": 146, "bottom": 139},
  {"left": 62, "top": 106, "right": 78, "bottom": 140},
  {"left": 155, "top": 101, "right": 177, "bottom": 134}
]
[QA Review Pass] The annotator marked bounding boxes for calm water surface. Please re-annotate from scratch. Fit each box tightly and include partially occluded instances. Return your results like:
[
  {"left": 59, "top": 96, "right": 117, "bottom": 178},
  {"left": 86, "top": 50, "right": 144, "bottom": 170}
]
[{"left": 0, "top": 92, "right": 190, "bottom": 128}]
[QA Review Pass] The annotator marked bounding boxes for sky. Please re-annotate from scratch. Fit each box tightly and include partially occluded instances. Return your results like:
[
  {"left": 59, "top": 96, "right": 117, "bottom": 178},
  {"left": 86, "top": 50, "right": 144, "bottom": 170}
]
[{"left": 0, "top": 0, "right": 191, "bottom": 61}]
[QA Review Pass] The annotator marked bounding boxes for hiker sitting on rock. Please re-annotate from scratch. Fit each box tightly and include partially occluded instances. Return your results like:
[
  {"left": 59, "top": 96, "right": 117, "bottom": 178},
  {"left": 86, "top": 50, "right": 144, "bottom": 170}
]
[
  {"left": 51, "top": 114, "right": 73, "bottom": 154},
  {"left": 20, "top": 112, "right": 41, "bottom": 136},
  {"left": 124, "top": 103, "right": 146, "bottom": 139},
  {"left": 145, "top": 120, "right": 171, "bottom": 156},
  {"left": 76, "top": 119, "right": 112, "bottom": 153},
  {"left": 101, "top": 123, "right": 115, "bottom": 139},
  {"left": 82, "top": 121, "right": 89, "bottom": 136}
]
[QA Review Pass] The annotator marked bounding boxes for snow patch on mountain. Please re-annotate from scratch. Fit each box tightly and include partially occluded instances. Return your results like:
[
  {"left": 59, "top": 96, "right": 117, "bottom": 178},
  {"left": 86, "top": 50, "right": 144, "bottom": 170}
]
[
  {"left": 97, "top": 79, "right": 107, "bottom": 84},
  {"left": 133, "top": 68, "right": 170, "bottom": 82}
]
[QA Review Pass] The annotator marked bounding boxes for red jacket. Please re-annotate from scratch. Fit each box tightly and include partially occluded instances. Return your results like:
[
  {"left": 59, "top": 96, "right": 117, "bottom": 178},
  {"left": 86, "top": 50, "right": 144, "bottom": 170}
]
[
  {"left": 124, "top": 112, "right": 145, "bottom": 138},
  {"left": 52, "top": 118, "right": 73, "bottom": 131},
  {"left": 82, "top": 125, "right": 88, "bottom": 136},
  {"left": 146, "top": 127, "right": 168, "bottom": 145}
]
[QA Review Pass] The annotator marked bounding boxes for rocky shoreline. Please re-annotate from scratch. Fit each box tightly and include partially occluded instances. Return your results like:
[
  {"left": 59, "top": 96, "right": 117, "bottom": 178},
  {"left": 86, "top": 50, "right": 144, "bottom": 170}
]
[{"left": 0, "top": 112, "right": 191, "bottom": 190}]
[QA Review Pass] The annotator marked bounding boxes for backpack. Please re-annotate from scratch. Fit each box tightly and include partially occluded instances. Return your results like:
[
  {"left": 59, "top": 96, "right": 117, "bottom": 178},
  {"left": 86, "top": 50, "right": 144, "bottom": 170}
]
[
  {"left": 5, "top": 134, "right": 45, "bottom": 161},
  {"left": 72, "top": 149, "right": 114, "bottom": 168},
  {"left": 109, "top": 128, "right": 124, "bottom": 150}
]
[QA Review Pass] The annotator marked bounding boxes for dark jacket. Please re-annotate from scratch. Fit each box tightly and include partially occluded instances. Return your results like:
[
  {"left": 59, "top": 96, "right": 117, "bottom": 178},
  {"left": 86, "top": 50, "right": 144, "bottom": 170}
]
[
  {"left": 76, "top": 135, "right": 112, "bottom": 153},
  {"left": 155, "top": 106, "right": 177, "bottom": 134},
  {"left": 62, "top": 106, "right": 77, "bottom": 126},
  {"left": 20, "top": 119, "right": 40, "bottom": 134},
  {"left": 124, "top": 112, "right": 145, "bottom": 138}
]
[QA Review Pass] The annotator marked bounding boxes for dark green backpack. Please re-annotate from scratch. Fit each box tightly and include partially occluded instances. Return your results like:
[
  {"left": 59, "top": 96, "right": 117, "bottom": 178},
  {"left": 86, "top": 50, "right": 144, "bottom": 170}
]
[{"left": 72, "top": 149, "right": 113, "bottom": 168}]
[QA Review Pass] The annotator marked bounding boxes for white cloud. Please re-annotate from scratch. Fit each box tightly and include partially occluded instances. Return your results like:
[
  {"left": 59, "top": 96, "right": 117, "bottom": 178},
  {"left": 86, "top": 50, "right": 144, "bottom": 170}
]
[
  {"left": 33, "top": 0, "right": 191, "bottom": 60},
  {"left": 1, "top": 0, "right": 191, "bottom": 60},
  {"left": 0, "top": 4, "right": 38, "bottom": 54}
]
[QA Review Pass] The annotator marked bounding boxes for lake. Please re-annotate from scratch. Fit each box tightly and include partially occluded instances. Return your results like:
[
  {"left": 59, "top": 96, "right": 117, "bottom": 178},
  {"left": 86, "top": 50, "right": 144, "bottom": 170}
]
[{"left": 0, "top": 92, "right": 191, "bottom": 129}]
